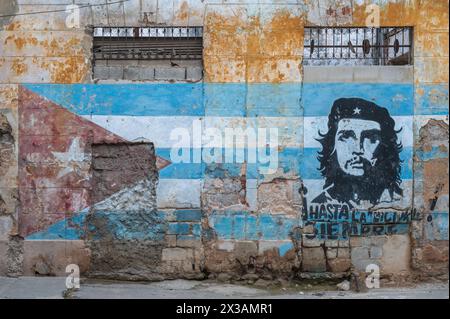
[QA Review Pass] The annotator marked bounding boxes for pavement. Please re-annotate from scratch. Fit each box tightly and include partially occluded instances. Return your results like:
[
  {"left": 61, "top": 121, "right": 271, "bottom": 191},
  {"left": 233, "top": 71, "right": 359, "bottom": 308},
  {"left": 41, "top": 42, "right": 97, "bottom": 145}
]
[{"left": 0, "top": 277, "right": 448, "bottom": 299}]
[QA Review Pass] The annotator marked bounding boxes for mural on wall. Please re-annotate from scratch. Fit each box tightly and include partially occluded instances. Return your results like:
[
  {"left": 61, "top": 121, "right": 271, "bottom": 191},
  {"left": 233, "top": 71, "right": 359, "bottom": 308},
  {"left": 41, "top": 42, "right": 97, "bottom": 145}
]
[
  {"left": 313, "top": 97, "right": 403, "bottom": 207},
  {"left": 301, "top": 84, "right": 418, "bottom": 240}
]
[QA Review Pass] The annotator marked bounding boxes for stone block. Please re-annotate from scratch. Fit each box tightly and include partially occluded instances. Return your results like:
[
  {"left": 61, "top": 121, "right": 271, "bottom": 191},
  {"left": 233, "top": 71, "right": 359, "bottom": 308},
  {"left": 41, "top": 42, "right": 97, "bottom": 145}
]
[
  {"left": 338, "top": 240, "right": 350, "bottom": 248},
  {"left": 93, "top": 66, "right": 109, "bottom": 80},
  {"left": 259, "top": 240, "right": 294, "bottom": 257},
  {"left": 23, "top": 240, "right": 90, "bottom": 276},
  {"left": 108, "top": 66, "right": 124, "bottom": 79},
  {"left": 302, "top": 247, "right": 326, "bottom": 272},
  {"left": 168, "top": 222, "right": 190, "bottom": 235},
  {"left": 0, "top": 241, "right": 7, "bottom": 275},
  {"left": 338, "top": 248, "right": 350, "bottom": 259},
  {"left": 352, "top": 259, "right": 378, "bottom": 272},
  {"left": 234, "top": 241, "right": 257, "bottom": 264},
  {"left": 139, "top": 67, "right": 155, "bottom": 80},
  {"left": 186, "top": 66, "right": 203, "bottom": 81},
  {"left": 326, "top": 248, "right": 337, "bottom": 259},
  {"left": 351, "top": 247, "right": 369, "bottom": 261},
  {"left": 380, "top": 235, "right": 411, "bottom": 274},
  {"left": 0, "top": 216, "right": 13, "bottom": 241},
  {"left": 162, "top": 247, "right": 193, "bottom": 262},
  {"left": 175, "top": 210, "right": 202, "bottom": 222},
  {"left": 217, "top": 240, "right": 234, "bottom": 252},
  {"left": 166, "top": 235, "right": 177, "bottom": 248},
  {"left": 350, "top": 236, "right": 363, "bottom": 247},
  {"left": 154, "top": 67, "right": 186, "bottom": 81},
  {"left": 176, "top": 236, "right": 202, "bottom": 249},
  {"left": 370, "top": 246, "right": 383, "bottom": 259},
  {"left": 123, "top": 66, "right": 140, "bottom": 80},
  {"left": 325, "top": 240, "right": 339, "bottom": 248},
  {"left": 303, "top": 235, "right": 324, "bottom": 247},
  {"left": 328, "top": 258, "right": 352, "bottom": 272}
]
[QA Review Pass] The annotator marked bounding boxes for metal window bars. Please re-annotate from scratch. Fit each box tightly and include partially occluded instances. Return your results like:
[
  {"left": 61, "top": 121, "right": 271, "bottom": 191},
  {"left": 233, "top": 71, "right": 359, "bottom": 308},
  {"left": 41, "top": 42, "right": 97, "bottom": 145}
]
[
  {"left": 303, "top": 27, "right": 413, "bottom": 66},
  {"left": 93, "top": 26, "right": 203, "bottom": 60}
]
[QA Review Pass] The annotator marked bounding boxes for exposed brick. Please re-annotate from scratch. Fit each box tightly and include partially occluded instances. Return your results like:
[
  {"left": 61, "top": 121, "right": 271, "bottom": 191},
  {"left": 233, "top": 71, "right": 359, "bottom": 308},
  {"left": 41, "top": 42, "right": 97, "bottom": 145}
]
[
  {"left": 328, "top": 258, "right": 351, "bottom": 272},
  {"left": 325, "top": 240, "right": 339, "bottom": 247},
  {"left": 302, "top": 247, "right": 326, "bottom": 272},
  {"left": 0, "top": 241, "right": 7, "bottom": 275},
  {"left": 303, "top": 235, "right": 324, "bottom": 247},
  {"left": 166, "top": 235, "right": 177, "bottom": 248},
  {"left": 0, "top": 216, "right": 13, "bottom": 241},
  {"left": 326, "top": 248, "right": 337, "bottom": 259},
  {"left": 338, "top": 248, "right": 350, "bottom": 259},
  {"left": 350, "top": 236, "right": 363, "bottom": 247},
  {"left": 351, "top": 247, "right": 369, "bottom": 261},
  {"left": 162, "top": 248, "right": 193, "bottom": 262},
  {"left": 217, "top": 240, "right": 234, "bottom": 252},
  {"left": 234, "top": 241, "right": 257, "bottom": 264},
  {"left": 176, "top": 236, "right": 202, "bottom": 249},
  {"left": 338, "top": 240, "right": 350, "bottom": 248}
]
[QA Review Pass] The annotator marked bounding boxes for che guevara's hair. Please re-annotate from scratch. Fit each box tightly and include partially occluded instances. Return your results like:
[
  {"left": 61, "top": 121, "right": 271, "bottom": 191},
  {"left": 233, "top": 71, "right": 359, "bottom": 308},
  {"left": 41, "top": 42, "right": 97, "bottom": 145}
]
[{"left": 317, "top": 98, "right": 403, "bottom": 204}]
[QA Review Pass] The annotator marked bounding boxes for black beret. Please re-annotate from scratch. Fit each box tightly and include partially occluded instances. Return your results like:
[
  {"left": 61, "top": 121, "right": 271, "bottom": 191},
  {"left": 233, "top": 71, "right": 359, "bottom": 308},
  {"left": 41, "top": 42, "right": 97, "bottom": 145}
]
[{"left": 328, "top": 98, "right": 395, "bottom": 129}]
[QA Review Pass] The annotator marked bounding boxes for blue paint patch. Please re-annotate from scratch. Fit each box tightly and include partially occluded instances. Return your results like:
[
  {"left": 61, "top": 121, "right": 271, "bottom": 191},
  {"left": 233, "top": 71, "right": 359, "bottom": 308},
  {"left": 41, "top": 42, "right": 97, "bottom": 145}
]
[
  {"left": 27, "top": 210, "right": 168, "bottom": 240},
  {"left": 415, "top": 84, "right": 449, "bottom": 116},
  {"left": 303, "top": 83, "right": 414, "bottom": 117},
  {"left": 192, "top": 224, "right": 202, "bottom": 237},
  {"left": 278, "top": 242, "right": 294, "bottom": 257},
  {"left": 92, "top": 211, "right": 167, "bottom": 240},
  {"left": 177, "top": 235, "right": 201, "bottom": 241},
  {"left": 157, "top": 146, "right": 412, "bottom": 179},
  {"left": 168, "top": 222, "right": 191, "bottom": 235},
  {"left": 27, "top": 210, "right": 88, "bottom": 240},
  {"left": 175, "top": 209, "right": 203, "bottom": 222},
  {"left": 24, "top": 83, "right": 204, "bottom": 116},
  {"left": 425, "top": 212, "right": 449, "bottom": 241},
  {"left": 204, "top": 83, "right": 247, "bottom": 116},
  {"left": 24, "top": 83, "right": 414, "bottom": 118},
  {"left": 245, "top": 83, "right": 302, "bottom": 117},
  {"left": 416, "top": 146, "right": 448, "bottom": 161},
  {"left": 210, "top": 211, "right": 300, "bottom": 240}
]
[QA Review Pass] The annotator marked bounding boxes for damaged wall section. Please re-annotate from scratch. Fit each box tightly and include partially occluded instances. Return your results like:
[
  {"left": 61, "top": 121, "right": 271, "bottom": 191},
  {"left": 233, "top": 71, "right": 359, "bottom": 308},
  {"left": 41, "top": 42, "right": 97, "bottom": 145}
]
[{"left": 0, "top": 0, "right": 448, "bottom": 283}]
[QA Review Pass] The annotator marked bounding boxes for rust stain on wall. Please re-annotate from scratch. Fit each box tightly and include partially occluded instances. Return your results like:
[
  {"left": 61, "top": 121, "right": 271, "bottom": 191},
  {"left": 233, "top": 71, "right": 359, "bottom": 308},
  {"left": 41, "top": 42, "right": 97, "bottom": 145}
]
[
  {"left": 3, "top": 34, "right": 86, "bottom": 57},
  {"left": 11, "top": 58, "right": 28, "bottom": 76},
  {"left": 204, "top": 8, "right": 305, "bottom": 83},
  {"left": 38, "top": 56, "right": 89, "bottom": 83}
]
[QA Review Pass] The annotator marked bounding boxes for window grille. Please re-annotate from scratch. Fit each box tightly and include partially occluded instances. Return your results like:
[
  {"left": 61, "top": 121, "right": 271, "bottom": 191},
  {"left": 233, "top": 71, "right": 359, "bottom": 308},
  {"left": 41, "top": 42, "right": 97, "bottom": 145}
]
[
  {"left": 93, "top": 26, "right": 203, "bottom": 61},
  {"left": 303, "top": 27, "right": 413, "bottom": 66}
]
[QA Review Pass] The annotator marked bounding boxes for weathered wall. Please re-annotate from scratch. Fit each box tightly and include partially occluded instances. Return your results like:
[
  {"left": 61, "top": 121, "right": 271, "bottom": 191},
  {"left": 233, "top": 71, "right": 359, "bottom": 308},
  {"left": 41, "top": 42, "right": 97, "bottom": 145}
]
[{"left": 0, "top": 0, "right": 448, "bottom": 283}]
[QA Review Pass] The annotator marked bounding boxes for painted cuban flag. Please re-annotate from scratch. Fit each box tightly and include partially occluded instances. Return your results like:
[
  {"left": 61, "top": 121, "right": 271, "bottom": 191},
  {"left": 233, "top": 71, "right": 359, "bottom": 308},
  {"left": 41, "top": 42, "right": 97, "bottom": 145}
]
[{"left": 19, "top": 81, "right": 446, "bottom": 241}]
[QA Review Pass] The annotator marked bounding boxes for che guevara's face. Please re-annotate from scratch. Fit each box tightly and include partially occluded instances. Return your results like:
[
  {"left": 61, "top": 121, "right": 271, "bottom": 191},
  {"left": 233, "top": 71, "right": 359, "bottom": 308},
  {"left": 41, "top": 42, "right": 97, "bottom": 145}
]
[{"left": 334, "top": 118, "right": 381, "bottom": 176}]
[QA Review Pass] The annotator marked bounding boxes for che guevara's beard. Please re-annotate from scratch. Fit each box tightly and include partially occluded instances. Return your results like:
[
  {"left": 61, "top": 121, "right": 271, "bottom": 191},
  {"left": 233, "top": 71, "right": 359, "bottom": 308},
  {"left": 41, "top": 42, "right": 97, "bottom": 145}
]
[{"left": 328, "top": 157, "right": 385, "bottom": 205}]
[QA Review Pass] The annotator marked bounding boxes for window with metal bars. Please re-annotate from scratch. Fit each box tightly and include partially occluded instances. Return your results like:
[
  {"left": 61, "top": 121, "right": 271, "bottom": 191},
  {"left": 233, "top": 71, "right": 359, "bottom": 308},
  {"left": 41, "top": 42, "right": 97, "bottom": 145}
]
[
  {"left": 303, "top": 27, "right": 413, "bottom": 66},
  {"left": 92, "top": 26, "right": 203, "bottom": 81}
]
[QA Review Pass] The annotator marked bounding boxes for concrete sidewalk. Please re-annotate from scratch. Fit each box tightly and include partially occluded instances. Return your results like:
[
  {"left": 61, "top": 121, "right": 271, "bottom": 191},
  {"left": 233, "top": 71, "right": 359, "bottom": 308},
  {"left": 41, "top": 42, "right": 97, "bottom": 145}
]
[{"left": 0, "top": 277, "right": 448, "bottom": 299}]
